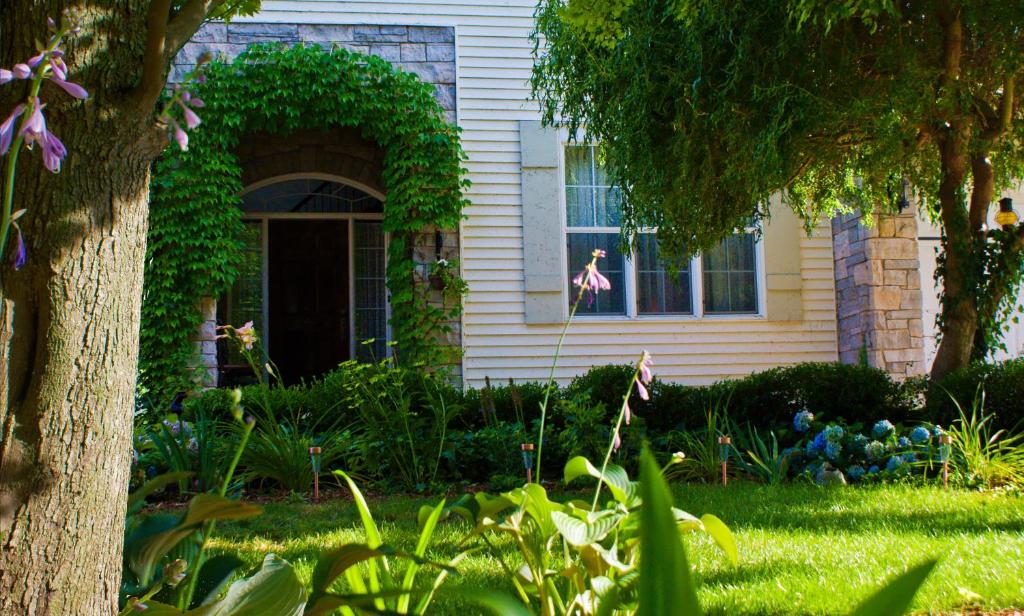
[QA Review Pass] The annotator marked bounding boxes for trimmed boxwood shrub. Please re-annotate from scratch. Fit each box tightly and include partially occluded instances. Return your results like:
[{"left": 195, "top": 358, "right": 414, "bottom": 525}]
[{"left": 925, "top": 358, "right": 1024, "bottom": 431}]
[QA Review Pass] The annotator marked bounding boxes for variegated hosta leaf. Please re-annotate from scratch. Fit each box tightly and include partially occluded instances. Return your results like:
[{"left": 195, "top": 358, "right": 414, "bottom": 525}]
[
  {"left": 550, "top": 510, "right": 624, "bottom": 547},
  {"left": 563, "top": 457, "right": 639, "bottom": 506}
]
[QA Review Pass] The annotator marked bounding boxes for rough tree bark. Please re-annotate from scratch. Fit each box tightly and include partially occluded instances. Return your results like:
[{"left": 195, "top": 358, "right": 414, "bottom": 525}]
[{"left": 0, "top": 1, "right": 207, "bottom": 612}]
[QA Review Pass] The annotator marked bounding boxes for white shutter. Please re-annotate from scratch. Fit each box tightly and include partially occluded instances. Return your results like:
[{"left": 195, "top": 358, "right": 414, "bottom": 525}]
[{"left": 520, "top": 120, "right": 565, "bottom": 324}]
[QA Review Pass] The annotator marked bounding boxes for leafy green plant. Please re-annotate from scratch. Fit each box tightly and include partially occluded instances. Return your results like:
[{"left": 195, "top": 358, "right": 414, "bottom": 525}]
[
  {"left": 343, "top": 359, "right": 463, "bottom": 492},
  {"left": 141, "top": 43, "right": 469, "bottom": 404},
  {"left": 141, "top": 412, "right": 224, "bottom": 495},
  {"left": 736, "top": 426, "right": 791, "bottom": 485},
  {"left": 666, "top": 394, "right": 735, "bottom": 484},
  {"left": 945, "top": 389, "right": 1024, "bottom": 489}
]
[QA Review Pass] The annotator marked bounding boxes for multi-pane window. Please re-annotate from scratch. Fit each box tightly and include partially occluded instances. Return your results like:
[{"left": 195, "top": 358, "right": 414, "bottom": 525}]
[
  {"left": 565, "top": 145, "right": 626, "bottom": 315},
  {"left": 563, "top": 145, "right": 760, "bottom": 317}
]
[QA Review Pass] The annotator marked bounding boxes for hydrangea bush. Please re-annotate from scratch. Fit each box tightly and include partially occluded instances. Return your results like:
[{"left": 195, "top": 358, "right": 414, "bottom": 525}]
[{"left": 783, "top": 410, "right": 945, "bottom": 485}]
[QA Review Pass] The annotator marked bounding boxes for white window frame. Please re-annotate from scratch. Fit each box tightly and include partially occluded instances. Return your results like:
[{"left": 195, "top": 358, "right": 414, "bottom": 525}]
[
  {"left": 558, "top": 139, "right": 766, "bottom": 321},
  {"left": 233, "top": 173, "right": 392, "bottom": 361}
]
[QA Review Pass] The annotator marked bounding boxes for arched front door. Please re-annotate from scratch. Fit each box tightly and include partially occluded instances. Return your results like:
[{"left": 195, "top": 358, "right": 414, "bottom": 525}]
[{"left": 219, "top": 175, "right": 388, "bottom": 386}]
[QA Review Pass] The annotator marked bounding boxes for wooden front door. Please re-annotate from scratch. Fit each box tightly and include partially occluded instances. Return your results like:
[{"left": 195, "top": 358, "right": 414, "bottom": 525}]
[{"left": 268, "top": 220, "right": 349, "bottom": 385}]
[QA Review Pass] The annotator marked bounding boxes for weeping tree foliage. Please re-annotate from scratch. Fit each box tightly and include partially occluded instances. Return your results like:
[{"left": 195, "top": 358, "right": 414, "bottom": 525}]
[{"left": 532, "top": 0, "right": 1024, "bottom": 378}]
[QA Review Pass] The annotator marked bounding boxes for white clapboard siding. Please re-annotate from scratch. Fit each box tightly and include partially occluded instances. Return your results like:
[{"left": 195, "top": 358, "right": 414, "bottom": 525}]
[{"left": 237, "top": 1, "right": 840, "bottom": 387}]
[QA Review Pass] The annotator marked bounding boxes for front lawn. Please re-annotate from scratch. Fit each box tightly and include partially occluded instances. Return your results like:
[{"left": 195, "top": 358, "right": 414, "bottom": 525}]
[{"left": 210, "top": 483, "right": 1024, "bottom": 614}]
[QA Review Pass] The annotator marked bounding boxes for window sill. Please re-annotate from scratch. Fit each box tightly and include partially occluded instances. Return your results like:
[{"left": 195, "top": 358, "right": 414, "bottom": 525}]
[{"left": 571, "top": 313, "right": 767, "bottom": 323}]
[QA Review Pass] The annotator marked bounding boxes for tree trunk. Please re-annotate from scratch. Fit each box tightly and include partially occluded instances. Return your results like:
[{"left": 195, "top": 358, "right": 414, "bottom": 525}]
[
  {"left": 930, "top": 125, "right": 977, "bottom": 380},
  {"left": 0, "top": 3, "right": 166, "bottom": 613}
]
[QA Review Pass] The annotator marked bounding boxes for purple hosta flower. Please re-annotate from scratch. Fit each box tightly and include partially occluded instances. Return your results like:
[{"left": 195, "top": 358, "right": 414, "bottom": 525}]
[
  {"left": 865, "top": 440, "right": 885, "bottom": 461},
  {"left": 41, "top": 131, "right": 66, "bottom": 172},
  {"left": 181, "top": 105, "right": 201, "bottom": 130},
  {"left": 623, "top": 399, "right": 632, "bottom": 425},
  {"left": 639, "top": 350, "right": 653, "bottom": 384},
  {"left": 573, "top": 249, "right": 611, "bottom": 305},
  {"left": 19, "top": 97, "right": 47, "bottom": 145},
  {"left": 49, "top": 75, "right": 88, "bottom": 100},
  {"left": 172, "top": 121, "right": 188, "bottom": 151},
  {"left": 793, "top": 409, "right": 814, "bottom": 432},
  {"left": 872, "top": 419, "right": 895, "bottom": 439},
  {"left": 0, "top": 69, "right": 12, "bottom": 85},
  {"left": 612, "top": 429, "right": 621, "bottom": 451},
  {"left": 12, "top": 224, "right": 26, "bottom": 270},
  {"left": 236, "top": 320, "right": 256, "bottom": 349},
  {"left": 12, "top": 64, "right": 31, "bottom": 80},
  {"left": 0, "top": 104, "right": 25, "bottom": 154}
]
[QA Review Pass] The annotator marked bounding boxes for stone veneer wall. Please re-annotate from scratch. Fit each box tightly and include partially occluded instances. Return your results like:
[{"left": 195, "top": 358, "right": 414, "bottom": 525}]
[
  {"left": 831, "top": 209, "right": 926, "bottom": 379},
  {"left": 176, "top": 23, "right": 462, "bottom": 384}
]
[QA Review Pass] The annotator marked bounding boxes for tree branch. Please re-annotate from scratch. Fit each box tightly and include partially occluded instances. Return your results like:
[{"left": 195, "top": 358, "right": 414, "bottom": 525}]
[
  {"left": 137, "top": 0, "right": 173, "bottom": 110},
  {"left": 979, "top": 76, "right": 1015, "bottom": 142},
  {"left": 166, "top": 0, "right": 224, "bottom": 57}
]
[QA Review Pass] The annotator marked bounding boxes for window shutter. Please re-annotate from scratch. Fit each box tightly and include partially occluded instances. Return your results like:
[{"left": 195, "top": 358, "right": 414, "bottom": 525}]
[
  {"left": 763, "top": 197, "right": 804, "bottom": 321},
  {"left": 520, "top": 120, "right": 565, "bottom": 324}
]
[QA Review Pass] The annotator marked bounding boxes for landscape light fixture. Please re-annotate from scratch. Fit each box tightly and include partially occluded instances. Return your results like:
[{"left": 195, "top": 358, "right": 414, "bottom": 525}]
[
  {"left": 938, "top": 434, "right": 953, "bottom": 489},
  {"left": 521, "top": 443, "right": 535, "bottom": 484},
  {"left": 718, "top": 436, "right": 731, "bottom": 486},
  {"left": 995, "top": 197, "right": 1018, "bottom": 229},
  {"left": 309, "top": 446, "right": 322, "bottom": 502}
]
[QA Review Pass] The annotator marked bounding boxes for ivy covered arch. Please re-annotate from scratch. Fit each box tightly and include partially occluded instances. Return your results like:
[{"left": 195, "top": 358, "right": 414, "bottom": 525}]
[{"left": 140, "top": 44, "right": 468, "bottom": 403}]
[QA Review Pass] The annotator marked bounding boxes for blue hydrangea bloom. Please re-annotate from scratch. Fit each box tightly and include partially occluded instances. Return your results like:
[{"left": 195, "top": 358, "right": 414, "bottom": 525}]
[
  {"left": 793, "top": 410, "right": 814, "bottom": 432},
  {"left": 910, "top": 426, "right": 931, "bottom": 444},
  {"left": 886, "top": 455, "right": 907, "bottom": 473},
  {"left": 823, "top": 425, "right": 845, "bottom": 442},
  {"left": 812, "top": 431, "right": 829, "bottom": 452},
  {"left": 805, "top": 440, "right": 819, "bottom": 457},
  {"left": 865, "top": 440, "right": 885, "bottom": 461},
  {"left": 902, "top": 452, "right": 916, "bottom": 464},
  {"left": 868, "top": 465, "right": 880, "bottom": 474},
  {"left": 898, "top": 436, "right": 912, "bottom": 448},
  {"left": 873, "top": 420, "right": 895, "bottom": 439},
  {"left": 824, "top": 441, "right": 842, "bottom": 460},
  {"left": 932, "top": 425, "right": 944, "bottom": 437},
  {"left": 847, "top": 465, "right": 866, "bottom": 481},
  {"left": 852, "top": 434, "right": 869, "bottom": 452}
]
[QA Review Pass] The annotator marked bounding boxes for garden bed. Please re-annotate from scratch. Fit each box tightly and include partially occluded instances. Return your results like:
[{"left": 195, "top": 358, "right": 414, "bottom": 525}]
[{"left": 207, "top": 483, "right": 1024, "bottom": 615}]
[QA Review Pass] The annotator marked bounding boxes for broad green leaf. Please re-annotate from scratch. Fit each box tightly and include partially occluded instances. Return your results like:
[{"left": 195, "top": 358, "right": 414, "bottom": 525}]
[
  {"left": 849, "top": 559, "right": 937, "bottom": 616},
  {"left": 699, "top": 514, "right": 738, "bottom": 566},
  {"left": 399, "top": 498, "right": 446, "bottom": 612},
  {"left": 461, "top": 590, "right": 536, "bottom": 616},
  {"left": 310, "top": 544, "right": 386, "bottom": 597},
  {"left": 333, "top": 471, "right": 386, "bottom": 608},
  {"left": 564, "top": 456, "right": 637, "bottom": 505},
  {"left": 637, "top": 445, "right": 701, "bottom": 615},
  {"left": 508, "top": 483, "right": 565, "bottom": 538},
  {"left": 127, "top": 495, "right": 260, "bottom": 586},
  {"left": 551, "top": 510, "right": 623, "bottom": 547},
  {"left": 193, "top": 554, "right": 245, "bottom": 608}
]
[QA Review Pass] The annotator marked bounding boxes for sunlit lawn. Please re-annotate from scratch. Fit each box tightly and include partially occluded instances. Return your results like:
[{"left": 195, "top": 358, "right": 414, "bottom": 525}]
[{"left": 211, "top": 483, "right": 1024, "bottom": 614}]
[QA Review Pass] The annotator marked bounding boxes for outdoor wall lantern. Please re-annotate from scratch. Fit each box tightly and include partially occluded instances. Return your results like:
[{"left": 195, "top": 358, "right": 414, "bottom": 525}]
[
  {"left": 309, "top": 446, "right": 322, "bottom": 502},
  {"left": 995, "top": 197, "right": 1018, "bottom": 229},
  {"left": 897, "top": 178, "right": 911, "bottom": 213},
  {"left": 718, "top": 436, "right": 731, "bottom": 486}
]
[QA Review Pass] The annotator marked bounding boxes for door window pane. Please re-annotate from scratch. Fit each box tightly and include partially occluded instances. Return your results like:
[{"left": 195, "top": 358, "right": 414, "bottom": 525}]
[
  {"left": 703, "top": 233, "right": 758, "bottom": 314},
  {"left": 567, "top": 233, "right": 626, "bottom": 315},
  {"left": 637, "top": 233, "right": 692, "bottom": 314},
  {"left": 354, "top": 221, "right": 388, "bottom": 362}
]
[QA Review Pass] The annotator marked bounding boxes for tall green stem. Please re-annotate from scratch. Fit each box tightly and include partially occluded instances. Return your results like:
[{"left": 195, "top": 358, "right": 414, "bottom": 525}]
[
  {"left": 0, "top": 65, "right": 47, "bottom": 263},
  {"left": 534, "top": 278, "right": 588, "bottom": 483},
  {"left": 591, "top": 361, "right": 642, "bottom": 511}
]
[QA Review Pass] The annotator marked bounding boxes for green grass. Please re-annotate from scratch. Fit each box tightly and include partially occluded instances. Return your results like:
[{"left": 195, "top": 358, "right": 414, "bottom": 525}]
[{"left": 210, "top": 483, "right": 1024, "bottom": 614}]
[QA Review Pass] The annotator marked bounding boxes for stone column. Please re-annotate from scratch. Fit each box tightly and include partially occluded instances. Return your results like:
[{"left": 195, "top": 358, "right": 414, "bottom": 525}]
[
  {"left": 832, "top": 208, "right": 926, "bottom": 379},
  {"left": 193, "top": 296, "right": 219, "bottom": 388},
  {"left": 412, "top": 226, "right": 464, "bottom": 381}
]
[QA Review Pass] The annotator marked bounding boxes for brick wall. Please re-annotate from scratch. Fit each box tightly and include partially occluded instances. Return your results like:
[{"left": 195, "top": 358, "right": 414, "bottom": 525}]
[{"left": 832, "top": 209, "right": 926, "bottom": 379}]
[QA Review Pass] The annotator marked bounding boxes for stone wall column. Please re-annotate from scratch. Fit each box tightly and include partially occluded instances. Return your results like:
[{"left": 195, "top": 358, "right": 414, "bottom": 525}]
[
  {"left": 193, "top": 296, "right": 219, "bottom": 388},
  {"left": 832, "top": 208, "right": 926, "bottom": 379}
]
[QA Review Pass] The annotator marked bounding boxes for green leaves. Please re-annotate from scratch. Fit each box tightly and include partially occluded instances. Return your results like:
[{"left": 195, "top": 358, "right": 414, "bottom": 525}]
[
  {"left": 125, "top": 494, "right": 261, "bottom": 588},
  {"left": 849, "top": 560, "right": 937, "bottom": 616},
  {"left": 143, "top": 43, "right": 469, "bottom": 400},
  {"left": 638, "top": 445, "right": 701, "bottom": 615},
  {"left": 564, "top": 456, "right": 638, "bottom": 505}
]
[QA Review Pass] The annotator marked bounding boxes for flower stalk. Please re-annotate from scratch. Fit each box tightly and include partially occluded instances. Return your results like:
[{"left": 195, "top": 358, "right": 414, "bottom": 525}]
[{"left": 535, "top": 249, "right": 609, "bottom": 482}]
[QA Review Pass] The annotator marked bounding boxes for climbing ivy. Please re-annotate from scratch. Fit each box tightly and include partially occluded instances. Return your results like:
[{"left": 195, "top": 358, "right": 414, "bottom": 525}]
[{"left": 140, "top": 44, "right": 468, "bottom": 406}]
